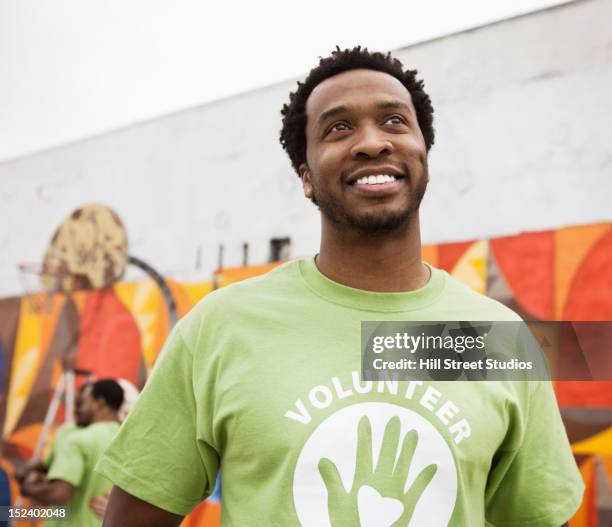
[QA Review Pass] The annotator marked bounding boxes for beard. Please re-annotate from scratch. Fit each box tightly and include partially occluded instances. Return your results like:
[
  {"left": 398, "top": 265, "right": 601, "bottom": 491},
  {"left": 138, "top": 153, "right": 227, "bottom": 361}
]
[
  {"left": 310, "top": 169, "right": 429, "bottom": 235},
  {"left": 76, "top": 413, "right": 92, "bottom": 427}
]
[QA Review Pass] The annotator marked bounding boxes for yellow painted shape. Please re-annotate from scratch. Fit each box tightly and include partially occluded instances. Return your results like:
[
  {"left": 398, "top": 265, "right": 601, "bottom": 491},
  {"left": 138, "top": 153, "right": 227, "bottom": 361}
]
[
  {"left": 572, "top": 427, "right": 612, "bottom": 456},
  {"left": 555, "top": 223, "right": 611, "bottom": 319},
  {"left": 450, "top": 240, "right": 488, "bottom": 294},
  {"left": 115, "top": 280, "right": 167, "bottom": 371},
  {"left": 114, "top": 282, "right": 138, "bottom": 315},
  {"left": 3, "top": 299, "right": 46, "bottom": 438},
  {"left": 180, "top": 281, "right": 214, "bottom": 308}
]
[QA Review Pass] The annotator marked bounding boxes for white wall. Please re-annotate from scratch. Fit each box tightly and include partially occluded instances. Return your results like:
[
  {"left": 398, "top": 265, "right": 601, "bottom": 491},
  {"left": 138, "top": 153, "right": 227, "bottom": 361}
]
[{"left": 1, "top": 0, "right": 610, "bottom": 297}]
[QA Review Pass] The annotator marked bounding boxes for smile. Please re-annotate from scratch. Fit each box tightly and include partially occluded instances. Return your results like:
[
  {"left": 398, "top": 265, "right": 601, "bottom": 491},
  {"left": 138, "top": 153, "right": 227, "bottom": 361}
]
[{"left": 354, "top": 174, "right": 398, "bottom": 186}]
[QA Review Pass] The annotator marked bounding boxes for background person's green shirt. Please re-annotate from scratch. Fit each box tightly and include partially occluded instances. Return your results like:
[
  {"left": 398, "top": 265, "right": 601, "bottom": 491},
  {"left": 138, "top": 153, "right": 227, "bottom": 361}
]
[
  {"left": 44, "top": 422, "right": 77, "bottom": 469},
  {"left": 46, "top": 420, "right": 119, "bottom": 527},
  {"left": 97, "top": 257, "right": 584, "bottom": 526}
]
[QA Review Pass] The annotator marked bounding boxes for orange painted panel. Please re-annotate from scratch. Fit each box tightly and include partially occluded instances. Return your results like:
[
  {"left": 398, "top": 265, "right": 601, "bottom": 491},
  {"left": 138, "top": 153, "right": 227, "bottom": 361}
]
[
  {"left": 215, "top": 262, "right": 283, "bottom": 286},
  {"left": 184, "top": 501, "right": 221, "bottom": 527},
  {"left": 569, "top": 457, "right": 595, "bottom": 527},
  {"left": 6, "top": 423, "right": 43, "bottom": 455},
  {"left": 421, "top": 244, "right": 438, "bottom": 267},
  {"left": 166, "top": 279, "right": 199, "bottom": 318}
]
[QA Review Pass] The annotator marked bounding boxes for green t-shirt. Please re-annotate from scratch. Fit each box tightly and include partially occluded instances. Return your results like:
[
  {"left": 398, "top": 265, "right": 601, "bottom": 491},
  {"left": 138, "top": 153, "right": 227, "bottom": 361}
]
[
  {"left": 44, "top": 422, "right": 77, "bottom": 469},
  {"left": 47, "top": 421, "right": 119, "bottom": 527},
  {"left": 96, "top": 257, "right": 584, "bottom": 526}
]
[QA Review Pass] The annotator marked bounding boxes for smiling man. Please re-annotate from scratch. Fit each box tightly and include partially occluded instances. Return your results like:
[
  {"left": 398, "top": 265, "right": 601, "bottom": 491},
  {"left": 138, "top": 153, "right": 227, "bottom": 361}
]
[{"left": 97, "top": 47, "right": 583, "bottom": 526}]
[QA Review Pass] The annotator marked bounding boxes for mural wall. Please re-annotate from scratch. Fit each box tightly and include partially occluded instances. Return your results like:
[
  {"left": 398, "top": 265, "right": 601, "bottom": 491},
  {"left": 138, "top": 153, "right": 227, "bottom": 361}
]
[{"left": 1, "top": 222, "right": 610, "bottom": 526}]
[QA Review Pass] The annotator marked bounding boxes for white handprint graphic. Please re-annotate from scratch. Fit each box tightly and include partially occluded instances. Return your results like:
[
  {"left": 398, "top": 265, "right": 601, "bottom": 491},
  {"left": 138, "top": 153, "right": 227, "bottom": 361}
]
[
  {"left": 292, "top": 403, "right": 457, "bottom": 526},
  {"left": 319, "top": 416, "right": 437, "bottom": 526}
]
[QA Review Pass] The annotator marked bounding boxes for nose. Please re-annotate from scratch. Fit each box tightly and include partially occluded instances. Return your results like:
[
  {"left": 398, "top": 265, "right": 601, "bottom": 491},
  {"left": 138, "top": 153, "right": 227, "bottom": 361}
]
[{"left": 350, "top": 124, "right": 393, "bottom": 159}]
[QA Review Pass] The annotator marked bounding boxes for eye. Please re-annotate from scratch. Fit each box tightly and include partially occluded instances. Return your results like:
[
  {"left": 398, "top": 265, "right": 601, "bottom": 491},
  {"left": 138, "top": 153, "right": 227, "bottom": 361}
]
[
  {"left": 385, "top": 115, "right": 407, "bottom": 125},
  {"left": 327, "top": 122, "right": 350, "bottom": 134}
]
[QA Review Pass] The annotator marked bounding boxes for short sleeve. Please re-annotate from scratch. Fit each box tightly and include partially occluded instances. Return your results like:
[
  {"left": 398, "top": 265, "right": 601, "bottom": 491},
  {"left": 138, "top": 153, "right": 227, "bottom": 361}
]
[
  {"left": 44, "top": 423, "right": 76, "bottom": 469},
  {"left": 46, "top": 436, "right": 85, "bottom": 487},
  {"left": 95, "top": 325, "right": 219, "bottom": 516},
  {"left": 485, "top": 381, "right": 584, "bottom": 526}
]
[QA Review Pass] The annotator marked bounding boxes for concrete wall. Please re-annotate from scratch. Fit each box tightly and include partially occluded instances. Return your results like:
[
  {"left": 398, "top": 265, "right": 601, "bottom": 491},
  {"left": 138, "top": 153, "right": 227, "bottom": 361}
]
[{"left": 1, "top": 0, "right": 610, "bottom": 297}]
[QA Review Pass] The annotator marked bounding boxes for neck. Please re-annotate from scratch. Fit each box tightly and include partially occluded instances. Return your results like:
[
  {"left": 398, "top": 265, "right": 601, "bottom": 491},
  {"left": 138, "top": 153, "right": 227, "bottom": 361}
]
[
  {"left": 317, "top": 213, "right": 429, "bottom": 292},
  {"left": 92, "top": 409, "right": 119, "bottom": 424}
]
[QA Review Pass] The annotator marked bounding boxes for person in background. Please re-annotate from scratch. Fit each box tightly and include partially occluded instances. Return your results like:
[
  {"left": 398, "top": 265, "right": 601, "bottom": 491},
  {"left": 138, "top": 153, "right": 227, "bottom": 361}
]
[
  {"left": 19, "top": 379, "right": 123, "bottom": 527},
  {"left": 88, "top": 379, "right": 140, "bottom": 518},
  {"left": 15, "top": 381, "right": 92, "bottom": 491}
]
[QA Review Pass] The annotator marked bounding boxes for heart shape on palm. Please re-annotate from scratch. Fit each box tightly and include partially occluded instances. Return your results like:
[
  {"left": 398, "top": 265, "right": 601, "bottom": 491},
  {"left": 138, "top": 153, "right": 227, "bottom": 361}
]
[{"left": 358, "top": 485, "right": 404, "bottom": 527}]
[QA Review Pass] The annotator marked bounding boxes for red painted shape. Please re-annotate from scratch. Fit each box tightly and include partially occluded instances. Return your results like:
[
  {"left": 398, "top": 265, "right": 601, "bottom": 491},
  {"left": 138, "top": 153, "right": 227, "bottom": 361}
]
[
  {"left": 555, "top": 381, "right": 612, "bottom": 407},
  {"left": 437, "top": 241, "right": 474, "bottom": 273},
  {"left": 14, "top": 444, "right": 32, "bottom": 459},
  {"left": 562, "top": 230, "right": 612, "bottom": 321},
  {"left": 490, "top": 231, "right": 554, "bottom": 319},
  {"left": 76, "top": 289, "right": 142, "bottom": 383},
  {"left": 557, "top": 232, "right": 612, "bottom": 408}
]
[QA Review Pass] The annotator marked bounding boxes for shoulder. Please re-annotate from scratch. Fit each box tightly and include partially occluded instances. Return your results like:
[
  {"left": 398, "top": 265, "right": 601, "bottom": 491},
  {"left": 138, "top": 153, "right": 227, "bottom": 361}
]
[
  {"left": 435, "top": 267, "right": 522, "bottom": 322},
  {"left": 53, "top": 423, "right": 77, "bottom": 443},
  {"left": 55, "top": 426, "right": 88, "bottom": 454},
  {"left": 68, "top": 423, "right": 119, "bottom": 447}
]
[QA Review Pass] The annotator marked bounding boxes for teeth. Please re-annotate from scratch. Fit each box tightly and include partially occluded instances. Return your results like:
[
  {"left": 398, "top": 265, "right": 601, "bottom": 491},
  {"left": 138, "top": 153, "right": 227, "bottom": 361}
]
[{"left": 354, "top": 174, "right": 398, "bottom": 185}]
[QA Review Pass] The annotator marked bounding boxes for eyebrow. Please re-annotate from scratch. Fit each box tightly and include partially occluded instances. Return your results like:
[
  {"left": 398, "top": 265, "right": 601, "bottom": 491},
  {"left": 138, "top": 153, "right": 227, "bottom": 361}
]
[
  {"left": 376, "top": 100, "right": 412, "bottom": 113},
  {"left": 317, "top": 105, "right": 350, "bottom": 125},
  {"left": 317, "top": 100, "right": 412, "bottom": 125}
]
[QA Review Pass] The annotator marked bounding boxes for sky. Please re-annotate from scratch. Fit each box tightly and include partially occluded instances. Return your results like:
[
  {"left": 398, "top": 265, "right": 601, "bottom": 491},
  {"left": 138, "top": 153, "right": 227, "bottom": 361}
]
[{"left": 0, "top": 0, "right": 568, "bottom": 163}]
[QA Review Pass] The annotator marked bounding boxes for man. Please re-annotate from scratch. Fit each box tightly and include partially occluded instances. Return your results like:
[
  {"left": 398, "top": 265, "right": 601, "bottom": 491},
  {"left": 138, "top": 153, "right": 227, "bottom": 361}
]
[
  {"left": 98, "top": 47, "right": 584, "bottom": 526},
  {"left": 87, "top": 379, "right": 141, "bottom": 518},
  {"left": 16, "top": 382, "right": 91, "bottom": 486},
  {"left": 21, "top": 379, "right": 122, "bottom": 526}
]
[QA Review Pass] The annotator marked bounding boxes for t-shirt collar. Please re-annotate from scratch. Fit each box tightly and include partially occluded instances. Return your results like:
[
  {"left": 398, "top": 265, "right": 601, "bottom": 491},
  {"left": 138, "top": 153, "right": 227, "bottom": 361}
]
[{"left": 298, "top": 254, "right": 446, "bottom": 313}]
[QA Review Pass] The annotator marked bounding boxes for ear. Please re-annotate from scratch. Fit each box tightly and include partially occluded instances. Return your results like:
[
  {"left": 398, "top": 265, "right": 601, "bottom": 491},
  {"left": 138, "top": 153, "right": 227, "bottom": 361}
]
[{"left": 299, "top": 163, "right": 314, "bottom": 199}]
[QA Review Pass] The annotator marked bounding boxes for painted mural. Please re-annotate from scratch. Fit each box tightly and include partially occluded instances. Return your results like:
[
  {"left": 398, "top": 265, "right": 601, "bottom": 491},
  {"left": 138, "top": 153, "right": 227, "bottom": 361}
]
[{"left": 0, "top": 222, "right": 610, "bottom": 526}]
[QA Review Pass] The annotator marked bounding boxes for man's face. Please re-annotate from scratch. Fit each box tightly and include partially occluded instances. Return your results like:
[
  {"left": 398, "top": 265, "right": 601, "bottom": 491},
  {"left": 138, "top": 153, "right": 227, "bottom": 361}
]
[
  {"left": 75, "top": 385, "right": 95, "bottom": 426},
  {"left": 300, "top": 69, "right": 429, "bottom": 233}
]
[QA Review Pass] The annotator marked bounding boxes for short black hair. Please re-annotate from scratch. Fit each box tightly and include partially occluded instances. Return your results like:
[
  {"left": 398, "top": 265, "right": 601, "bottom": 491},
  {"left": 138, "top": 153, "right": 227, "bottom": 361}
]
[
  {"left": 91, "top": 379, "right": 124, "bottom": 412},
  {"left": 280, "top": 46, "right": 435, "bottom": 176}
]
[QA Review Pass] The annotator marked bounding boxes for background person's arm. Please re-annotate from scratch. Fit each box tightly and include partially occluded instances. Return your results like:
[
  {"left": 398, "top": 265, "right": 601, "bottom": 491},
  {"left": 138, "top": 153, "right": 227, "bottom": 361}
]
[
  {"left": 20, "top": 478, "right": 74, "bottom": 505},
  {"left": 102, "top": 486, "right": 183, "bottom": 527}
]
